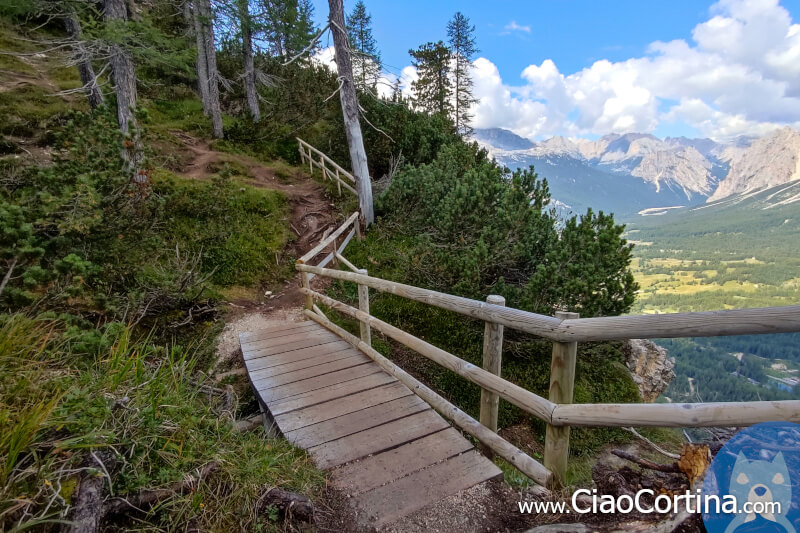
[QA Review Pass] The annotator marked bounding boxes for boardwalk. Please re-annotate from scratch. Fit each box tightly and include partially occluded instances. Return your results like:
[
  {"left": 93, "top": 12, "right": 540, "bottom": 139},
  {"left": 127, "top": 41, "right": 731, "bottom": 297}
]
[{"left": 240, "top": 320, "right": 502, "bottom": 528}]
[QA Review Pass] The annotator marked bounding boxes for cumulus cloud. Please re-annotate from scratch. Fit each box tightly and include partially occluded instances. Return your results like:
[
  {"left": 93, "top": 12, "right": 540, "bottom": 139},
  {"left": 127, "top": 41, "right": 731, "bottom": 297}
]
[{"left": 468, "top": 0, "right": 800, "bottom": 141}]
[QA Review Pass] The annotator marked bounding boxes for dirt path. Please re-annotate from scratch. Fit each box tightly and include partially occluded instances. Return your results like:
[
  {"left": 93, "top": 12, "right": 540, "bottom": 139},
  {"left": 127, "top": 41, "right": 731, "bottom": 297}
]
[{"left": 168, "top": 132, "right": 339, "bottom": 368}]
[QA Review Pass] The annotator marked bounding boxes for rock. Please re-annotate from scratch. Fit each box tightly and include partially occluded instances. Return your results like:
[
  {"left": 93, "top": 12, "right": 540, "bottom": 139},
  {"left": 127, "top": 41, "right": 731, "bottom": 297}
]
[
  {"left": 623, "top": 339, "right": 675, "bottom": 402},
  {"left": 709, "top": 126, "right": 800, "bottom": 201}
]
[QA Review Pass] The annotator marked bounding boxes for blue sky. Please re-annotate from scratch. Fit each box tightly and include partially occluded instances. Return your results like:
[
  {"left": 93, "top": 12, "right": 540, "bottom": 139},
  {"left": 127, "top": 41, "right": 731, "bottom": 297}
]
[{"left": 310, "top": 1, "right": 800, "bottom": 141}]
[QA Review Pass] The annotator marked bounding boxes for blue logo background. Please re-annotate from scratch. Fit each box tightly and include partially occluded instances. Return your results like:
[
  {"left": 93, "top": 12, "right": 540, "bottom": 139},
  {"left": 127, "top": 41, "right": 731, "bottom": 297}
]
[{"left": 703, "top": 422, "right": 800, "bottom": 533}]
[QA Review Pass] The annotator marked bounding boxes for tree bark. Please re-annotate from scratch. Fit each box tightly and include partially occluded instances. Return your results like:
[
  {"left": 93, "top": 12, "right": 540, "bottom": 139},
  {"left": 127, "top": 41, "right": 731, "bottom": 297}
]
[
  {"left": 328, "top": 0, "right": 374, "bottom": 226},
  {"left": 196, "top": 0, "right": 224, "bottom": 138},
  {"left": 64, "top": 12, "right": 104, "bottom": 110},
  {"left": 240, "top": 0, "right": 260, "bottom": 122},
  {"left": 186, "top": 2, "right": 211, "bottom": 116},
  {"left": 104, "top": 0, "right": 137, "bottom": 136},
  {"left": 64, "top": 452, "right": 118, "bottom": 533}
]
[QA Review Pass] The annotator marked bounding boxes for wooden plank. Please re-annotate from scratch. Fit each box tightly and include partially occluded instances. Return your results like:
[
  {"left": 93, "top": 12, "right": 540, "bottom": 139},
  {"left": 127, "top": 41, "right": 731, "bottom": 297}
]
[
  {"left": 244, "top": 341, "right": 354, "bottom": 373},
  {"left": 308, "top": 409, "right": 449, "bottom": 469},
  {"left": 275, "top": 382, "right": 428, "bottom": 438},
  {"left": 239, "top": 322, "right": 319, "bottom": 344},
  {"left": 331, "top": 427, "right": 473, "bottom": 496},
  {"left": 276, "top": 381, "right": 413, "bottom": 432},
  {"left": 269, "top": 372, "right": 398, "bottom": 416},
  {"left": 353, "top": 451, "right": 503, "bottom": 528},
  {"left": 241, "top": 328, "right": 339, "bottom": 355},
  {"left": 242, "top": 334, "right": 342, "bottom": 361},
  {"left": 251, "top": 354, "right": 370, "bottom": 390},
  {"left": 256, "top": 363, "right": 383, "bottom": 404},
  {"left": 281, "top": 393, "right": 426, "bottom": 448},
  {"left": 246, "top": 346, "right": 356, "bottom": 381}
]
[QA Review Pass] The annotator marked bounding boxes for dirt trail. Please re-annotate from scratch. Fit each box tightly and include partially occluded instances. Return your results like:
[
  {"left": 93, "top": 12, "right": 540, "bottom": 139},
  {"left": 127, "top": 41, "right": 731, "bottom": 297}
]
[{"left": 168, "top": 132, "right": 339, "bottom": 367}]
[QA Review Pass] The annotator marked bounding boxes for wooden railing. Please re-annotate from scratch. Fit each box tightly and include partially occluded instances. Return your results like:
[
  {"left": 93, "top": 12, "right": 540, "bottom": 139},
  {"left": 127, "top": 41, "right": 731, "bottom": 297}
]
[
  {"left": 296, "top": 210, "right": 800, "bottom": 489},
  {"left": 293, "top": 144, "right": 800, "bottom": 489},
  {"left": 297, "top": 137, "right": 358, "bottom": 197}
]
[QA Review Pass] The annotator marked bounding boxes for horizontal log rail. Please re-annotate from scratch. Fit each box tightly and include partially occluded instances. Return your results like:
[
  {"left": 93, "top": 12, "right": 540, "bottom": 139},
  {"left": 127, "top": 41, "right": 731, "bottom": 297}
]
[
  {"left": 296, "top": 264, "right": 800, "bottom": 342},
  {"left": 297, "top": 137, "right": 356, "bottom": 183},
  {"left": 302, "top": 307, "right": 554, "bottom": 487},
  {"left": 299, "top": 286, "right": 557, "bottom": 421},
  {"left": 290, "top": 155, "right": 800, "bottom": 486},
  {"left": 297, "top": 137, "right": 358, "bottom": 197},
  {"left": 297, "top": 212, "right": 359, "bottom": 265}
]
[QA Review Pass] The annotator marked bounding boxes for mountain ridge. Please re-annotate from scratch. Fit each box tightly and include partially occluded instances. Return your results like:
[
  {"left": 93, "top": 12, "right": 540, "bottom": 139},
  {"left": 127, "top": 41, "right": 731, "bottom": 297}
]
[{"left": 472, "top": 127, "right": 800, "bottom": 215}]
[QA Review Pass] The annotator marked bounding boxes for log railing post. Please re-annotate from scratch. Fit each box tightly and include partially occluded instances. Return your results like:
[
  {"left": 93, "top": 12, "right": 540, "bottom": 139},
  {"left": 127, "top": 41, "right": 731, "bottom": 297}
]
[
  {"left": 300, "top": 264, "right": 313, "bottom": 312},
  {"left": 479, "top": 295, "right": 505, "bottom": 456},
  {"left": 544, "top": 310, "right": 579, "bottom": 488},
  {"left": 308, "top": 148, "right": 313, "bottom": 174},
  {"left": 357, "top": 268, "right": 371, "bottom": 346}
]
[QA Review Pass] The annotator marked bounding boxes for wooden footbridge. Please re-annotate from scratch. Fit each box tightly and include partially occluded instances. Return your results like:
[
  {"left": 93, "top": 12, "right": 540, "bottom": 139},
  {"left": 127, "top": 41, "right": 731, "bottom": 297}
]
[
  {"left": 240, "top": 321, "right": 502, "bottom": 527},
  {"left": 240, "top": 139, "right": 800, "bottom": 528}
]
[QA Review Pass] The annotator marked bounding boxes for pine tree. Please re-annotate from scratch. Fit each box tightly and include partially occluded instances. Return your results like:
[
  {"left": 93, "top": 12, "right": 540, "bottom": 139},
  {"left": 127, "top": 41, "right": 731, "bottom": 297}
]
[
  {"left": 447, "top": 11, "right": 478, "bottom": 136},
  {"left": 235, "top": 0, "right": 260, "bottom": 121},
  {"left": 261, "top": 0, "right": 317, "bottom": 57},
  {"left": 409, "top": 41, "right": 452, "bottom": 117},
  {"left": 346, "top": 0, "right": 380, "bottom": 90}
]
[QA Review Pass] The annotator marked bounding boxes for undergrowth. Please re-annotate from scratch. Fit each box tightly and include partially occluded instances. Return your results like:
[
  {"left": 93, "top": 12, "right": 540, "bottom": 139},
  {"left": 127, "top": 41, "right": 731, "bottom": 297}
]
[{"left": 0, "top": 314, "right": 323, "bottom": 532}]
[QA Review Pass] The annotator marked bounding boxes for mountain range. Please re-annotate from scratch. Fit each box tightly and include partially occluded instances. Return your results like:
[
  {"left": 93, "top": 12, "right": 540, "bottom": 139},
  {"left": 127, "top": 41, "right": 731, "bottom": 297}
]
[{"left": 472, "top": 127, "right": 800, "bottom": 218}]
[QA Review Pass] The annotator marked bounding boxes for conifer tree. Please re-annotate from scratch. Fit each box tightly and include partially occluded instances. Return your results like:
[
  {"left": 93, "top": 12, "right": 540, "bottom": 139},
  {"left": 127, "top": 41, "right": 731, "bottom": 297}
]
[
  {"left": 261, "top": 0, "right": 317, "bottom": 57},
  {"left": 235, "top": 0, "right": 260, "bottom": 121},
  {"left": 346, "top": 0, "right": 380, "bottom": 90},
  {"left": 409, "top": 41, "right": 452, "bottom": 117},
  {"left": 447, "top": 11, "right": 478, "bottom": 136}
]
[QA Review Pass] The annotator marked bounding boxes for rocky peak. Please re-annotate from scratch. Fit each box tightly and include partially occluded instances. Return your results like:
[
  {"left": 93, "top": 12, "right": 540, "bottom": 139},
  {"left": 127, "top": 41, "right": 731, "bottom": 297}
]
[{"left": 708, "top": 126, "right": 800, "bottom": 202}]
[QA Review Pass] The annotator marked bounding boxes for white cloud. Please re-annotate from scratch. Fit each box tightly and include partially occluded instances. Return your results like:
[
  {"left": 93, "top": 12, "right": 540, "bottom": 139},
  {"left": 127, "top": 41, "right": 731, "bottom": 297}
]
[
  {"left": 468, "top": 0, "right": 800, "bottom": 141},
  {"left": 503, "top": 21, "right": 531, "bottom": 34}
]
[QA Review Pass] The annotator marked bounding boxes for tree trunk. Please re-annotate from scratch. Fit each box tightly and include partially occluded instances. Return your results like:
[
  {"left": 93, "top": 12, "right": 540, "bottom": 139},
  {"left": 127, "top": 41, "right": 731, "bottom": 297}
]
[
  {"left": 104, "top": 0, "right": 142, "bottom": 175},
  {"left": 328, "top": 0, "right": 374, "bottom": 226},
  {"left": 64, "top": 12, "right": 104, "bottom": 110},
  {"left": 186, "top": 2, "right": 211, "bottom": 116},
  {"left": 196, "top": 0, "right": 224, "bottom": 138},
  {"left": 104, "top": 0, "right": 136, "bottom": 135},
  {"left": 240, "top": 2, "right": 260, "bottom": 122}
]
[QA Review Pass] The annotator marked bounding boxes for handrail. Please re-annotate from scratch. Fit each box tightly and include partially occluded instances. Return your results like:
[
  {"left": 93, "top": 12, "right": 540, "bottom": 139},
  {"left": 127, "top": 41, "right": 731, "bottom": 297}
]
[
  {"left": 290, "top": 151, "right": 800, "bottom": 489},
  {"left": 299, "top": 285, "right": 800, "bottom": 428},
  {"left": 299, "top": 286, "right": 557, "bottom": 421},
  {"left": 297, "top": 137, "right": 356, "bottom": 183},
  {"left": 296, "top": 264, "right": 800, "bottom": 342},
  {"left": 297, "top": 212, "right": 359, "bottom": 264}
]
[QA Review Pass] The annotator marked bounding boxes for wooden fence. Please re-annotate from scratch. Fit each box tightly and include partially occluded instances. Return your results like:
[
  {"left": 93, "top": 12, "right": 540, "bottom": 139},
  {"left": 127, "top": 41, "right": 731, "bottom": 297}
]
[
  {"left": 297, "top": 137, "right": 358, "bottom": 197},
  {"left": 293, "top": 143, "right": 800, "bottom": 489}
]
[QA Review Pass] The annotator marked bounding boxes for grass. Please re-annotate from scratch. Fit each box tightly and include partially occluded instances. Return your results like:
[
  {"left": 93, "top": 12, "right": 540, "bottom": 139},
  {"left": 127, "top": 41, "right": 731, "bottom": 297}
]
[
  {"left": 153, "top": 169, "right": 295, "bottom": 288},
  {"left": 0, "top": 314, "right": 325, "bottom": 532},
  {"left": 0, "top": 84, "right": 82, "bottom": 138}
]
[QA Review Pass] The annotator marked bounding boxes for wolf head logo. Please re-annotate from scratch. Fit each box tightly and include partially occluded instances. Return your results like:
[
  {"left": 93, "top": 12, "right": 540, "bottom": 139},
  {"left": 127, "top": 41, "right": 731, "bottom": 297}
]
[{"left": 724, "top": 452, "right": 796, "bottom": 533}]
